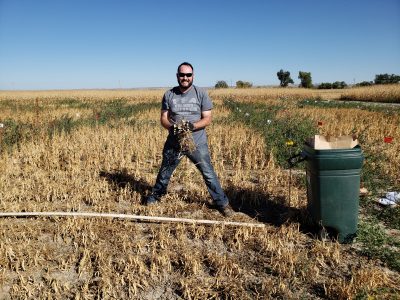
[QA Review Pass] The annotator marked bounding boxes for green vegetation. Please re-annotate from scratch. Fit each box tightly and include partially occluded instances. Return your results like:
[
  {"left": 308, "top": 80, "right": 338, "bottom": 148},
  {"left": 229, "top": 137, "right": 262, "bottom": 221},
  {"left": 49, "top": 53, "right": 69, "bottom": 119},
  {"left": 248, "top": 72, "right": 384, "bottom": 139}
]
[
  {"left": 0, "top": 99, "right": 159, "bottom": 153},
  {"left": 215, "top": 80, "right": 229, "bottom": 89},
  {"left": 318, "top": 81, "right": 348, "bottom": 89},
  {"left": 375, "top": 73, "right": 400, "bottom": 85},
  {"left": 1, "top": 119, "right": 31, "bottom": 152},
  {"left": 225, "top": 99, "right": 317, "bottom": 167},
  {"left": 236, "top": 80, "right": 253, "bottom": 88},
  {"left": 297, "top": 99, "right": 399, "bottom": 230},
  {"left": 298, "top": 71, "right": 313, "bottom": 88},
  {"left": 356, "top": 219, "right": 400, "bottom": 271},
  {"left": 277, "top": 69, "right": 294, "bottom": 87},
  {"left": 225, "top": 97, "right": 399, "bottom": 272},
  {"left": 297, "top": 98, "right": 400, "bottom": 115},
  {"left": 56, "top": 98, "right": 92, "bottom": 109},
  {"left": 355, "top": 81, "right": 373, "bottom": 87}
]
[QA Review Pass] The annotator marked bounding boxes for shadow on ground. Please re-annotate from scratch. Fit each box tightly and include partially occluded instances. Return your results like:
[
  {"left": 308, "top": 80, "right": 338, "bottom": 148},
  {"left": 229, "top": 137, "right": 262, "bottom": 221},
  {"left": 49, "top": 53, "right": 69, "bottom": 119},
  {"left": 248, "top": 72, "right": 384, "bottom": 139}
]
[
  {"left": 98, "top": 170, "right": 318, "bottom": 236},
  {"left": 99, "top": 169, "right": 152, "bottom": 197},
  {"left": 225, "top": 184, "right": 318, "bottom": 236}
]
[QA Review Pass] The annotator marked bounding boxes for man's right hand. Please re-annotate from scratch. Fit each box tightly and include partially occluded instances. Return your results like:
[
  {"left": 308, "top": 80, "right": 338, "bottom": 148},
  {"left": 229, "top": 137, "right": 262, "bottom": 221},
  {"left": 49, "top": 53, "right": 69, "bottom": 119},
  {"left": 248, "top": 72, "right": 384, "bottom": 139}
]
[{"left": 173, "top": 123, "right": 182, "bottom": 135}]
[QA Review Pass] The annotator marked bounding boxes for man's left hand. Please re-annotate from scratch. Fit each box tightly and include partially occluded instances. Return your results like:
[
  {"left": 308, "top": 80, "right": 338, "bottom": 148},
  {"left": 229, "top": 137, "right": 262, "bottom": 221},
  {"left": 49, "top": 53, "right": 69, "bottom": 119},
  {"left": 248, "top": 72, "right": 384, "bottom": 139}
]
[{"left": 188, "top": 122, "right": 195, "bottom": 131}]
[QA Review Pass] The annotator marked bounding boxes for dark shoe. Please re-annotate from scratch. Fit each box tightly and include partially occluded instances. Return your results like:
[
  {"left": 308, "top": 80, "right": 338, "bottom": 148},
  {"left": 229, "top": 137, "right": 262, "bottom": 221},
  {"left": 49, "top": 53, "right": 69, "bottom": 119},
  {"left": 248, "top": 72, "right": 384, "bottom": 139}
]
[
  {"left": 144, "top": 194, "right": 160, "bottom": 206},
  {"left": 217, "top": 205, "right": 235, "bottom": 217}
]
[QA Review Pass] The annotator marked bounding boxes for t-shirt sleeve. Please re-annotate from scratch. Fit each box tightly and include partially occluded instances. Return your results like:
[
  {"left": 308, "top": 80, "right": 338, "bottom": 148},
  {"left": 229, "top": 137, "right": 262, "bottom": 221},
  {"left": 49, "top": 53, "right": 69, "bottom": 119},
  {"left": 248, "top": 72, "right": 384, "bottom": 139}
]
[
  {"left": 161, "top": 91, "right": 170, "bottom": 110},
  {"left": 200, "top": 88, "right": 213, "bottom": 111}
]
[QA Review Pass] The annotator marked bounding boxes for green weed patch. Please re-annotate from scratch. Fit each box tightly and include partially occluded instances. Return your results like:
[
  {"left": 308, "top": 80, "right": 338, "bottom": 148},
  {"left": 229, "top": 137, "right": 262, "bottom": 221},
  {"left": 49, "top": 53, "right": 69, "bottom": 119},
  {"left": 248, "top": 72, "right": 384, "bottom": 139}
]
[
  {"left": 225, "top": 99, "right": 317, "bottom": 167},
  {"left": 356, "top": 219, "right": 400, "bottom": 271},
  {"left": 297, "top": 98, "right": 400, "bottom": 115},
  {"left": 93, "top": 100, "right": 158, "bottom": 124},
  {"left": 225, "top": 98, "right": 400, "bottom": 272},
  {"left": 0, "top": 100, "right": 159, "bottom": 153},
  {"left": 0, "top": 119, "right": 40, "bottom": 152},
  {"left": 55, "top": 98, "right": 92, "bottom": 109}
]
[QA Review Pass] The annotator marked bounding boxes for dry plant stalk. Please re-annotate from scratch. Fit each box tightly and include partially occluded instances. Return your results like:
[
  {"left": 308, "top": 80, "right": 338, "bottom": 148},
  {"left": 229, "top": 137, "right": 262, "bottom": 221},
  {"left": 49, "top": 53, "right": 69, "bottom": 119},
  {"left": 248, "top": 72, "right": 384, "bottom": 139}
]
[{"left": 173, "top": 119, "right": 196, "bottom": 154}]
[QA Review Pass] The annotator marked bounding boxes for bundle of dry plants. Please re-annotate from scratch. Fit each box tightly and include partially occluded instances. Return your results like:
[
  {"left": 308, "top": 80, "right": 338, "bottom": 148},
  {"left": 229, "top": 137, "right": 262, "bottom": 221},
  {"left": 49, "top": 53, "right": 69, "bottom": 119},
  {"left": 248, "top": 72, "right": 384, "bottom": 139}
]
[{"left": 173, "top": 119, "right": 196, "bottom": 154}]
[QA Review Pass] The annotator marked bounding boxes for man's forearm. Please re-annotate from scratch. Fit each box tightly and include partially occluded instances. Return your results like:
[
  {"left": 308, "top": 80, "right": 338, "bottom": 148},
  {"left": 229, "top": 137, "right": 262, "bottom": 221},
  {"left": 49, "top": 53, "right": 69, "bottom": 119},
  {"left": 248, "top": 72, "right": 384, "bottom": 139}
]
[
  {"left": 193, "top": 116, "right": 211, "bottom": 130},
  {"left": 160, "top": 111, "right": 212, "bottom": 131},
  {"left": 161, "top": 117, "right": 172, "bottom": 130},
  {"left": 160, "top": 110, "right": 173, "bottom": 130}
]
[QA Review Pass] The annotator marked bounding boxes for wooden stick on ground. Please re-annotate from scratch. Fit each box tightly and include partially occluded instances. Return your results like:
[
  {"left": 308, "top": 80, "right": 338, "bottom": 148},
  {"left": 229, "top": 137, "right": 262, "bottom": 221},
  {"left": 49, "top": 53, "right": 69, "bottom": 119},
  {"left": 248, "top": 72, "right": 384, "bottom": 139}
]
[{"left": 0, "top": 211, "right": 266, "bottom": 228}]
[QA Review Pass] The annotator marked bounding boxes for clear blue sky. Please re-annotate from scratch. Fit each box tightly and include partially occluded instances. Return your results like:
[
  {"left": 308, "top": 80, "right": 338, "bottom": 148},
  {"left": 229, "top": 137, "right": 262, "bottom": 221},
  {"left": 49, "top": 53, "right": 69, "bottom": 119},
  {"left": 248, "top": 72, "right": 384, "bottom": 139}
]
[{"left": 0, "top": 0, "right": 399, "bottom": 90}]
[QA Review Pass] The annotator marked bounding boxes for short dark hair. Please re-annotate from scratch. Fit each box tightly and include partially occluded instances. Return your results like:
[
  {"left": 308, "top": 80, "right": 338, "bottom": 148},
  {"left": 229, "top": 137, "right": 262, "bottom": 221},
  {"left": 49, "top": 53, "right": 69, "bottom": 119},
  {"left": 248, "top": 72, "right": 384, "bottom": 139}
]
[{"left": 177, "top": 62, "right": 194, "bottom": 73}]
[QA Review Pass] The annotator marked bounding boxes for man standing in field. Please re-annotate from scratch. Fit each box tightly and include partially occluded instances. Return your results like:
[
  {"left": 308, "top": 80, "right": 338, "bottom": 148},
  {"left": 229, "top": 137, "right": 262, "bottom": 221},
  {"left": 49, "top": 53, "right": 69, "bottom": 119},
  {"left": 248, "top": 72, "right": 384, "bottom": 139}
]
[{"left": 145, "top": 62, "right": 233, "bottom": 217}]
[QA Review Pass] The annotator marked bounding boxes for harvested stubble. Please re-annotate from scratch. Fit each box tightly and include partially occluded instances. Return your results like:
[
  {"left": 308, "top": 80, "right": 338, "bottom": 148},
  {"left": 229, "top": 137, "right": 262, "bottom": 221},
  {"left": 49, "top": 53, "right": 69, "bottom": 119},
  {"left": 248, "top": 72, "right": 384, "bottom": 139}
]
[
  {"left": 0, "top": 90, "right": 399, "bottom": 299},
  {"left": 0, "top": 89, "right": 165, "bottom": 101},
  {"left": 1, "top": 217, "right": 397, "bottom": 299},
  {"left": 340, "top": 84, "right": 400, "bottom": 103},
  {"left": 210, "top": 87, "right": 343, "bottom": 102}
]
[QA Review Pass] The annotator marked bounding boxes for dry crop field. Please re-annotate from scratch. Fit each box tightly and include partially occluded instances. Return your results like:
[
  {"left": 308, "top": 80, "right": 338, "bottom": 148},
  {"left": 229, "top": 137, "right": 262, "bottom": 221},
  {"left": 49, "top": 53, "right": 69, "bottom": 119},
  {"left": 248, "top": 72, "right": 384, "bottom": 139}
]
[{"left": 0, "top": 86, "right": 399, "bottom": 299}]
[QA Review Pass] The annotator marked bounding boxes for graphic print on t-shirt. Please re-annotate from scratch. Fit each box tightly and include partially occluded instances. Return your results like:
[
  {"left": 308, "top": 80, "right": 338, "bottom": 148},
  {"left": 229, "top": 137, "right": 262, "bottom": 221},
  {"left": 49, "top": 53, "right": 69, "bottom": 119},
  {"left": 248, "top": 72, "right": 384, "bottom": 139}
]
[{"left": 171, "top": 97, "right": 199, "bottom": 116}]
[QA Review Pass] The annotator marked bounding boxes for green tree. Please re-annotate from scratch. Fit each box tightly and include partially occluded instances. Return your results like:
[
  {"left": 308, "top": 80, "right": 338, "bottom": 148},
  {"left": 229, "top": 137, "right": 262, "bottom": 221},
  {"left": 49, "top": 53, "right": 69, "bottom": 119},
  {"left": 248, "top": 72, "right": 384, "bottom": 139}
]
[
  {"left": 298, "top": 71, "right": 313, "bottom": 88},
  {"left": 215, "top": 80, "right": 229, "bottom": 89},
  {"left": 319, "top": 81, "right": 347, "bottom": 89},
  {"left": 236, "top": 80, "right": 253, "bottom": 88},
  {"left": 318, "top": 82, "right": 332, "bottom": 89},
  {"left": 355, "top": 81, "right": 373, "bottom": 87},
  {"left": 332, "top": 81, "right": 347, "bottom": 89},
  {"left": 277, "top": 69, "right": 294, "bottom": 87},
  {"left": 374, "top": 73, "right": 400, "bottom": 84}
]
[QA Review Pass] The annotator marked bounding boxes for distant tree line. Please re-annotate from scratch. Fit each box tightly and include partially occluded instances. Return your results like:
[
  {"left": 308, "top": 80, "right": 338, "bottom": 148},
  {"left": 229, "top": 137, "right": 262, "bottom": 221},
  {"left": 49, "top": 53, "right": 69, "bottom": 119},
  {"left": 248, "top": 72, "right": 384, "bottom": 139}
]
[
  {"left": 354, "top": 74, "right": 400, "bottom": 87},
  {"left": 214, "top": 72, "right": 400, "bottom": 89},
  {"left": 236, "top": 80, "right": 253, "bottom": 88},
  {"left": 374, "top": 74, "right": 400, "bottom": 85},
  {"left": 214, "top": 80, "right": 253, "bottom": 89},
  {"left": 354, "top": 81, "right": 373, "bottom": 87},
  {"left": 318, "top": 81, "right": 348, "bottom": 89}
]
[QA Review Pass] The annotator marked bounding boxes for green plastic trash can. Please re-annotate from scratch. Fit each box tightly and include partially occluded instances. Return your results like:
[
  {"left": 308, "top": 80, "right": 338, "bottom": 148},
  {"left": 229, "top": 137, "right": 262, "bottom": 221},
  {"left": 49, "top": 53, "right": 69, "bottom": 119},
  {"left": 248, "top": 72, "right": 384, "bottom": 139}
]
[{"left": 303, "top": 143, "right": 364, "bottom": 243}]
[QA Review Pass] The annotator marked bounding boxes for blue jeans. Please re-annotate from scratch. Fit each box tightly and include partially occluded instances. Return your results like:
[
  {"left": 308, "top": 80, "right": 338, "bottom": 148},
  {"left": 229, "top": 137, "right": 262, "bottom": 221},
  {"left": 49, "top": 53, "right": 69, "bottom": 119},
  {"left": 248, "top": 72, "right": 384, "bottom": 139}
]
[{"left": 150, "top": 140, "right": 229, "bottom": 207}]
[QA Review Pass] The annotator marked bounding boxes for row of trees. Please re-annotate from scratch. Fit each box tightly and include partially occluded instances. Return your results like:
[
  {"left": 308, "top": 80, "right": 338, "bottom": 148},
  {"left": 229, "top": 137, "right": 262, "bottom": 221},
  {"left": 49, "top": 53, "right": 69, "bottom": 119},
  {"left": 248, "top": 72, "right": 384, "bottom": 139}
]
[
  {"left": 276, "top": 70, "right": 314, "bottom": 88},
  {"left": 215, "top": 72, "right": 400, "bottom": 89},
  {"left": 318, "top": 81, "right": 348, "bottom": 89},
  {"left": 215, "top": 80, "right": 253, "bottom": 89}
]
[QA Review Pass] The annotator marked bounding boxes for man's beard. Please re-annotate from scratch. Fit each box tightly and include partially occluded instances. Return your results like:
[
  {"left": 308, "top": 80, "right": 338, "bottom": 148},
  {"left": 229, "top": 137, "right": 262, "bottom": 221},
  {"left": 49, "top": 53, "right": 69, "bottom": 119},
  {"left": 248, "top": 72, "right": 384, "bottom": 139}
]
[{"left": 179, "top": 80, "right": 193, "bottom": 90}]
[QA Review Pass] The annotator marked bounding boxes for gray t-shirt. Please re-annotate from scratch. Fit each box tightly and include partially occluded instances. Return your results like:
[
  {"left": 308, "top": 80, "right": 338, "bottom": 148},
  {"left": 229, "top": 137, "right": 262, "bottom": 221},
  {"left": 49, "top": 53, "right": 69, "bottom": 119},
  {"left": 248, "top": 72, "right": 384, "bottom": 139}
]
[{"left": 162, "top": 85, "right": 213, "bottom": 146}]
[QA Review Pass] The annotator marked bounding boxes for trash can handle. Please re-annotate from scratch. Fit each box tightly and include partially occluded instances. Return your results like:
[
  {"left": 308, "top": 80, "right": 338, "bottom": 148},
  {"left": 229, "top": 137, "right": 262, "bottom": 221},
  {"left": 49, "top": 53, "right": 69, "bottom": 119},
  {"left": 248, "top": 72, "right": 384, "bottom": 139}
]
[{"left": 288, "top": 151, "right": 307, "bottom": 168}]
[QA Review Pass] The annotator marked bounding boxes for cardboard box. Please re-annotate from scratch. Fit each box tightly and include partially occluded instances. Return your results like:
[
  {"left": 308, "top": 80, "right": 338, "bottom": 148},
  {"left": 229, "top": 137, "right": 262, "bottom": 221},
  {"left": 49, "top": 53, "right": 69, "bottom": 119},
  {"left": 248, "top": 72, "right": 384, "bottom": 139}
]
[{"left": 307, "top": 135, "right": 359, "bottom": 150}]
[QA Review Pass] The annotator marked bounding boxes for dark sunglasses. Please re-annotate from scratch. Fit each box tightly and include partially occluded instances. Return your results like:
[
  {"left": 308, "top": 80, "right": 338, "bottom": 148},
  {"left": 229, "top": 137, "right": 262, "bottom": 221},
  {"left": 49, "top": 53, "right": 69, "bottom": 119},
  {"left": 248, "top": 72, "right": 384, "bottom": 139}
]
[{"left": 178, "top": 73, "right": 193, "bottom": 78}]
